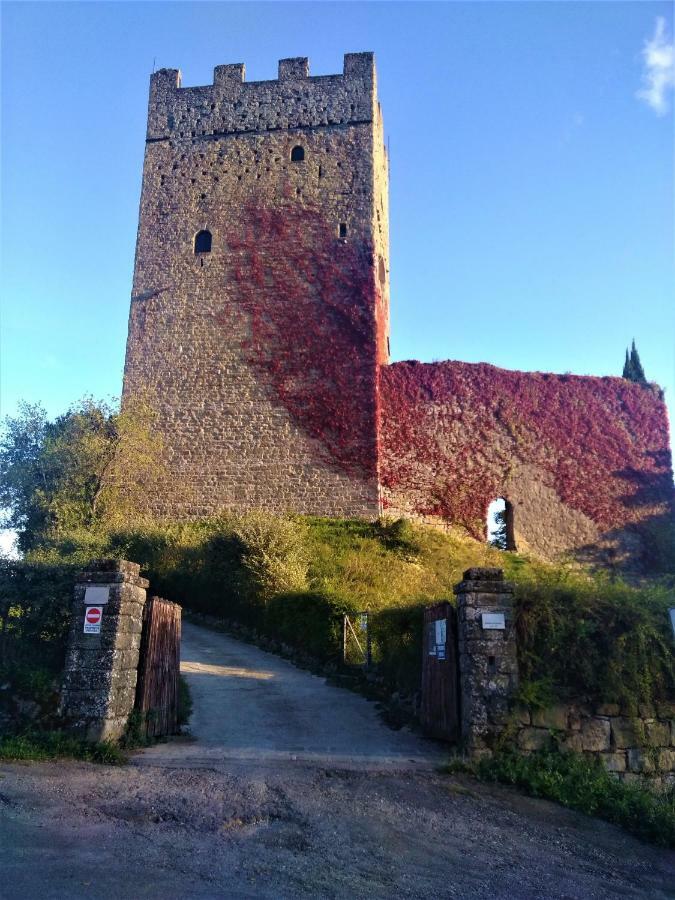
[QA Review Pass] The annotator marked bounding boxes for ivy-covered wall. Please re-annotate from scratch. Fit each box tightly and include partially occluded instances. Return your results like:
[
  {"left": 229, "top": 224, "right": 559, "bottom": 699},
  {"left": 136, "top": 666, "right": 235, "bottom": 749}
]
[{"left": 379, "top": 360, "right": 674, "bottom": 568}]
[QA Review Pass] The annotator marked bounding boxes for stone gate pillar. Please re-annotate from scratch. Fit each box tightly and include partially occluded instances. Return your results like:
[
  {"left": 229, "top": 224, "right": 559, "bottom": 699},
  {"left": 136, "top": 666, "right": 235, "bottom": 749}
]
[
  {"left": 454, "top": 567, "right": 519, "bottom": 757},
  {"left": 59, "top": 559, "right": 148, "bottom": 742}
]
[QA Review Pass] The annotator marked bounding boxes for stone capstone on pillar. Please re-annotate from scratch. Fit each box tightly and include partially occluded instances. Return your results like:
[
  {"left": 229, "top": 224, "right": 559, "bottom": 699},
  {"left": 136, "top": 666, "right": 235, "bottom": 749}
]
[
  {"left": 454, "top": 567, "right": 520, "bottom": 757},
  {"left": 59, "top": 559, "right": 148, "bottom": 742}
]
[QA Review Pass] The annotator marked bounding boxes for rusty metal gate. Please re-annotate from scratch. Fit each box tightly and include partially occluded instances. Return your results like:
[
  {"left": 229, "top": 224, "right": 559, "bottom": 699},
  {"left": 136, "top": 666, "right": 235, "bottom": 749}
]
[
  {"left": 420, "top": 602, "right": 460, "bottom": 742},
  {"left": 135, "top": 596, "right": 182, "bottom": 738}
]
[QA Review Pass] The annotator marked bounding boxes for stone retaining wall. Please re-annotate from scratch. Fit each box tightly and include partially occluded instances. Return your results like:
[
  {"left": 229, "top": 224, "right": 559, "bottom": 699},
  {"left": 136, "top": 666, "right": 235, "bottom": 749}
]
[{"left": 515, "top": 701, "right": 675, "bottom": 789}]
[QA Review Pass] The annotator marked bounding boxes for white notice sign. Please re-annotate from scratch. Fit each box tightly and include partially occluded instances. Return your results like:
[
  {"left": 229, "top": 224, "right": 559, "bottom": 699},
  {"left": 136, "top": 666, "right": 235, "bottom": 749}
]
[
  {"left": 84, "top": 585, "right": 110, "bottom": 606},
  {"left": 481, "top": 612, "right": 506, "bottom": 630},
  {"left": 435, "top": 619, "right": 447, "bottom": 659}
]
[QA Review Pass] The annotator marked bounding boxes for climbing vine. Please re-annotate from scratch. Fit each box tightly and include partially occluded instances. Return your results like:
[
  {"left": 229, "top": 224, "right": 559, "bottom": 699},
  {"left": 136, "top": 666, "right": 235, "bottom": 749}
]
[
  {"left": 222, "top": 202, "right": 383, "bottom": 479},
  {"left": 380, "top": 361, "right": 673, "bottom": 536}
]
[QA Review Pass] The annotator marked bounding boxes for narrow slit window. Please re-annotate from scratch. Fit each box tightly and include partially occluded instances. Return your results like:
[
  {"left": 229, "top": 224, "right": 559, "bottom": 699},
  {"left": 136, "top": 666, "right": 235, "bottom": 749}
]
[
  {"left": 290, "top": 146, "right": 305, "bottom": 162},
  {"left": 194, "top": 230, "right": 212, "bottom": 254},
  {"left": 339, "top": 223, "right": 347, "bottom": 238}
]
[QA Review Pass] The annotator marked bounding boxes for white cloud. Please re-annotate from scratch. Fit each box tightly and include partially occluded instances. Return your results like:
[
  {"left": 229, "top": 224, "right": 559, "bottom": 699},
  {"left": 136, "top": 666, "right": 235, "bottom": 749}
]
[{"left": 637, "top": 17, "right": 675, "bottom": 116}]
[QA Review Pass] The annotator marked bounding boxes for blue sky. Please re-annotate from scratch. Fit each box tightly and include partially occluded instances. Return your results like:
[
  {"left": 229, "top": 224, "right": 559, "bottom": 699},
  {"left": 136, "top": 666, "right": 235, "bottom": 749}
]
[{"left": 2, "top": 1, "right": 674, "bottom": 437}]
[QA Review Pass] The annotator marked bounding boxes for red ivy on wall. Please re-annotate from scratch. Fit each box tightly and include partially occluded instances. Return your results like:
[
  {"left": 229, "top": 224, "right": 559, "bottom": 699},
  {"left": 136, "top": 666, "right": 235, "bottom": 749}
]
[
  {"left": 223, "top": 203, "right": 381, "bottom": 479},
  {"left": 380, "top": 360, "right": 674, "bottom": 536}
]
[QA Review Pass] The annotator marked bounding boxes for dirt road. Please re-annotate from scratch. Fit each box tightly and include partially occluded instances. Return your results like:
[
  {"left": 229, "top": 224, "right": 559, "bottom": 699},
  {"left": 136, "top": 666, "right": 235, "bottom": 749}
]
[{"left": 1, "top": 622, "right": 672, "bottom": 899}]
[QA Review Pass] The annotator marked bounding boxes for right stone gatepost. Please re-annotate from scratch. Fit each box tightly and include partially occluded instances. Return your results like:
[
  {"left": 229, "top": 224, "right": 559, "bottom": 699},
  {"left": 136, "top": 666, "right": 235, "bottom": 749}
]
[{"left": 454, "top": 567, "right": 520, "bottom": 757}]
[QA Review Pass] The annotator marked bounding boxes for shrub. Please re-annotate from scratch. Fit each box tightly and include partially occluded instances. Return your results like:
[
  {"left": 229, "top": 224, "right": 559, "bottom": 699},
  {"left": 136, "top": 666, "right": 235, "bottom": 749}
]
[
  {"left": 511, "top": 568, "right": 674, "bottom": 709},
  {"left": 0, "top": 560, "right": 75, "bottom": 675},
  {"left": 265, "top": 590, "right": 357, "bottom": 660},
  {"left": 477, "top": 748, "right": 675, "bottom": 848},
  {"left": 232, "top": 511, "right": 309, "bottom": 601},
  {"left": 0, "top": 560, "right": 77, "bottom": 730}
]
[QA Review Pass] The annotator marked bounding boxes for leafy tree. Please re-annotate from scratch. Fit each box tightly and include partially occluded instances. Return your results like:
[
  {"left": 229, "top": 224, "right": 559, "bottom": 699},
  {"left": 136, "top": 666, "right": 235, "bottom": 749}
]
[
  {"left": 0, "top": 397, "right": 165, "bottom": 553},
  {"left": 489, "top": 506, "right": 508, "bottom": 550},
  {"left": 622, "top": 339, "right": 647, "bottom": 384}
]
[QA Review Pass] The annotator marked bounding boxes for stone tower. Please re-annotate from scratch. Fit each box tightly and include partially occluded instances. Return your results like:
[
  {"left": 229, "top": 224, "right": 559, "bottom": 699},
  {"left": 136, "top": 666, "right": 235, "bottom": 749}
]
[{"left": 123, "top": 53, "right": 389, "bottom": 518}]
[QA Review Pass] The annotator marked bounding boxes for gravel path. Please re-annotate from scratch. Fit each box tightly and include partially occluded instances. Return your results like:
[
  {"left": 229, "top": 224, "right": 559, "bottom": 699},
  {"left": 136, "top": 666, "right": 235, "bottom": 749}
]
[{"left": 1, "top": 622, "right": 672, "bottom": 899}]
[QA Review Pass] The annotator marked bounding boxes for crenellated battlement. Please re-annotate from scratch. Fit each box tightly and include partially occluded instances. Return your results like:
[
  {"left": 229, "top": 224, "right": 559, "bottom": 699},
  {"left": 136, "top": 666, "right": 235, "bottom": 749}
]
[{"left": 147, "top": 53, "right": 376, "bottom": 141}]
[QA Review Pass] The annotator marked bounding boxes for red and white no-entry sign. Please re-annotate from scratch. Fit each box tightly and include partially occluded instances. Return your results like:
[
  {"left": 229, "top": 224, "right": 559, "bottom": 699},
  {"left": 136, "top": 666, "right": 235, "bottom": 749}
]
[{"left": 84, "top": 605, "right": 103, "bottom": 633}]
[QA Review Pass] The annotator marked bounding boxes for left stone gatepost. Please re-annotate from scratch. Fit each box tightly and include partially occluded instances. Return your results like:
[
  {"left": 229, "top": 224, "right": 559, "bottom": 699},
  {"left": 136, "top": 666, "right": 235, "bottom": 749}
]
[{"left": 59, "top": 559, "right": 148, "bottom": 742}]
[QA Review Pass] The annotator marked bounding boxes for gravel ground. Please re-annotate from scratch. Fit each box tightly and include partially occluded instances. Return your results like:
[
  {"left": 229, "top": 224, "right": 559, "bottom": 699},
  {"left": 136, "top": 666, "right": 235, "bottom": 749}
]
[{"left": 1, "top": 622, "right": 672, "bottom": 899}]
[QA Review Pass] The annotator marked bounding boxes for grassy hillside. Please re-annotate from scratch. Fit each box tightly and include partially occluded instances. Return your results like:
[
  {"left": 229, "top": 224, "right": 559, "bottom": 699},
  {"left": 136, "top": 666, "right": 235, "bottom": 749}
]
[{"left": 27, "top": 513, "right": 669, "bottom": 709}]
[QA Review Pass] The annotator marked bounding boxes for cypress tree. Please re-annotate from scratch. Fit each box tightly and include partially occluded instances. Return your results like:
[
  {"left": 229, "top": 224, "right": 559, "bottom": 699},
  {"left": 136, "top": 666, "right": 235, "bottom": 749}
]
[{"left": 629, "top": 339, "right": 647, "bottom": 384}]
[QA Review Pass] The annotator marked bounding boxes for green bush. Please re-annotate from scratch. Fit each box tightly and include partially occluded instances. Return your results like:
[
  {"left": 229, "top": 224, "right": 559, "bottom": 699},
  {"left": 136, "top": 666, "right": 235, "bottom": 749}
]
[
  {"left": 477, "top": 748, "right": 675, "bottom": 848},
  {"left": 265, "top": 590, "right": 357, "bottom": 660},
  {"left": 0, "top": 560, "right": 77, "bottom": 730},
  {"left": 231, "top": 511, "right": 309, "bottom": 601},
  {"left": 0, "top": 560, "right": 75, "bottom": 666},
  {"left": 512, "top": 569, "right": 674, "bottom": 709}
]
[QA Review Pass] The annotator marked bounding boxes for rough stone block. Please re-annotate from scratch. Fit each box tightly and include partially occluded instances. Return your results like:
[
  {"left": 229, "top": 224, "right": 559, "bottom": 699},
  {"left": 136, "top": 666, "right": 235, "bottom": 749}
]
[
  {"left": 657, "top": 749, "right": 675, "bottom": 772},
  {"left": 627, "top": 748, "right": 655, "bottom": 774},
  {"left": 517, "top": 727, "right": 550, "bottom": 751},
  {"left": 644, "top": 720, "right": 670, "bottom": 747},
  {"left": 513, "top": 705, "right": 531, "bottom": 726},
  {"left": 558, "top": 732, "right": 584, "bottom": 753},
  {"left": 595, "top": 703, "right": 620, "bottom": 717},
  {"left": 601, "top": 752, "right": 627, "bottom": 773},
  {"left": 580, "top": 717, "right": 610, "bottom": 752},
  {"left": 532, "top": 704, "right": 568, "bottom": 730},
  {"left": 611, "top": 717, "right": 640, "bottom": 749}
]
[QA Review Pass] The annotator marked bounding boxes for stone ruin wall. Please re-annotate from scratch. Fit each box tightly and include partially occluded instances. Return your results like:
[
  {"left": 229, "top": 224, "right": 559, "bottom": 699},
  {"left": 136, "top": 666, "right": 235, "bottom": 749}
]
[
  {"left": 123, "top": 54, "right": 388, "bottom": 519},
  {"left": 379, "top": 360, "right": 674, "bottom": 567}
]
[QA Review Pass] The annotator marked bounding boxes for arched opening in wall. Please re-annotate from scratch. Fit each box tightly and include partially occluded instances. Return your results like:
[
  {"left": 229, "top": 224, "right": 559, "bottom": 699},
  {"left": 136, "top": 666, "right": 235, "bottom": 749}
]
[
  {"left": 290, "top": 146, "right": 305, "bottom": 162},
  {"left": 194, "top": 230, "right": 212, "bottom": 254},
  {"left": 487, "top": 498, "right": 516, "bottom": 551}
]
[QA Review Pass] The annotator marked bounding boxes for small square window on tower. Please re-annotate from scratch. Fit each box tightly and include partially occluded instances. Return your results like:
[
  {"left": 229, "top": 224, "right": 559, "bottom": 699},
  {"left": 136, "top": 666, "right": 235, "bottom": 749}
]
[{"left": 339, "top": 223, "right": 347, "bottom": 238}]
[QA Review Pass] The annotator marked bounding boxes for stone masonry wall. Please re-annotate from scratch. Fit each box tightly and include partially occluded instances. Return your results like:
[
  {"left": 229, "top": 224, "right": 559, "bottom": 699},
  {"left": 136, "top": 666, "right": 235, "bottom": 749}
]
[
  {"left": 455, "top": 568, "right": 519, "bottom": 757},
  {"left": 123, "top": 54, "right": 388, "bottom": 519},
  {"left": 380, "top": 360, "right": 674, "bottom": 569},
  {"left": 59, "top": 560, "right": 148, "bottom": 742},
  {"left": 515, "top": 700, "right": 675, "bottom": 790}
]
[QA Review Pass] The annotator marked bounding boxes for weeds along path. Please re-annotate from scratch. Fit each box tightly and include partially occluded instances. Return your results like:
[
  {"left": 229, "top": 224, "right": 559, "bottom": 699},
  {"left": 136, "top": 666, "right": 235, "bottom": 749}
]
[{"left": 134, "top": 621, "right": 443, "bottom": 772}]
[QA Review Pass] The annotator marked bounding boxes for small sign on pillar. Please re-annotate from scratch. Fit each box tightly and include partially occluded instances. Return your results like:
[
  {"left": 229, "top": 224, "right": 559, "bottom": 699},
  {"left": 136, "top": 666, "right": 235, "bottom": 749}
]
[
  {"left": 84, "top": 585, "right": 109, "bottom": 605},
  {"left": 481, "top": 612, "right": 506, "bottom": 630},
  {"left": 84, "top": 606, "right": 103, "bottom": 634}
]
